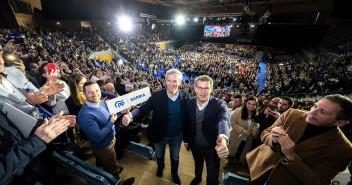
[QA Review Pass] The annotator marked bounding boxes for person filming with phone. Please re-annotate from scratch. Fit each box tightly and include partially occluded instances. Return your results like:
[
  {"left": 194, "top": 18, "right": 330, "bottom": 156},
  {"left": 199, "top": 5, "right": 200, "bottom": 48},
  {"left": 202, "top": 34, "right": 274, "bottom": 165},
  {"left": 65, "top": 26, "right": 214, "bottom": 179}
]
[{"left": 252, "top": 97, "right": 294, "bottom": 149}]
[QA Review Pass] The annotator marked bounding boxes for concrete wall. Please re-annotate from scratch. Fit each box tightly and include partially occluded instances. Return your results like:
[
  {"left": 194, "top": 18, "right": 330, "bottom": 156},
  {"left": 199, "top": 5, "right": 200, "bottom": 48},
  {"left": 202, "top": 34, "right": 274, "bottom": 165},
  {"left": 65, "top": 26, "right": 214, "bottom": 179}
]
[{"left": 9, "top": 0, "right": 43, "bottom": 27}]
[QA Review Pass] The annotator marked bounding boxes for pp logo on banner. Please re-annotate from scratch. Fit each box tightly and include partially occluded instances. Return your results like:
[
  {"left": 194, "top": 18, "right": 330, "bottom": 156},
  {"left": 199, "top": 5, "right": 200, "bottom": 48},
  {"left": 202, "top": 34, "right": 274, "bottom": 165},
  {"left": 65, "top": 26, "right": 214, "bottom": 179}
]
[
  {"left": 107, "top": 87, "right": 151, "bottom": 114},
  {"left": 107, "top": 96, "right": 129, "bottom": 114},
  {"left": 115, "top": 100, "right": 125, "bottom": 108}
]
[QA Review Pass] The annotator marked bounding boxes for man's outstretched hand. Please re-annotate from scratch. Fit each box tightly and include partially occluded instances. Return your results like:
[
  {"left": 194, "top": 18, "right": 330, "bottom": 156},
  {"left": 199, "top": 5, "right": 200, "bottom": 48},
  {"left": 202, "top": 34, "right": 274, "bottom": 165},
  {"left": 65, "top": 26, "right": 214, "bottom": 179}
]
[
  {"left": 121, "top": 109, "right": 132, "bottom": 126},
  {"left": 215, "top": 136, "right": 228, "bottom": 158}
]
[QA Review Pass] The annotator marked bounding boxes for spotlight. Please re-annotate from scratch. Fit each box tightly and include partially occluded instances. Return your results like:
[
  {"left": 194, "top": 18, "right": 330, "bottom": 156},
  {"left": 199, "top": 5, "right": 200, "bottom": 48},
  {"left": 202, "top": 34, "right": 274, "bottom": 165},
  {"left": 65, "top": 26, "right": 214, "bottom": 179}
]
[
  {"left": 194, "top": 17, "right": 199, "bottom": 22},
  {"left": 250, "top": 24, "right": 255, "bottom": 28},
  {"left": 118, "top": 16, "right": 133, "bottom": 32},
  {"left": 176, "top": 15, "right": 185, "bottom": 25},
  {"left": 233, "top": 18, "right": 236, "bottom": 21}
]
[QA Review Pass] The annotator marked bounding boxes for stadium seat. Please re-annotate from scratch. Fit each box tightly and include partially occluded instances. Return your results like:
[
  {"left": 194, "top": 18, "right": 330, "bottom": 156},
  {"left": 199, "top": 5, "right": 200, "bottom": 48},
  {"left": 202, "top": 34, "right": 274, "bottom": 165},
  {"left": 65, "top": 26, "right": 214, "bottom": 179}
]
[
  {"left": 53, "top": 151, "right": 122, "bottom": 185},
  {"left": 125, "top": 141, "right": 156, "bottom": 160},
  {"left": 221, "top": 172, "right": 250, "bottom": 185},
  {"left": 65, "top": 152, "right": 119, "bottom": 184}
]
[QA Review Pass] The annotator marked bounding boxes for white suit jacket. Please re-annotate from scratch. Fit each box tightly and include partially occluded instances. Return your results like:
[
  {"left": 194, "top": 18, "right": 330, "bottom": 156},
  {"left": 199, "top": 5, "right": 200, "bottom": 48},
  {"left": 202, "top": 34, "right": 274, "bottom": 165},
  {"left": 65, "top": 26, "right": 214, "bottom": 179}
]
[{"left": 0, "top": 67, "right": 55, "bottom": 117}]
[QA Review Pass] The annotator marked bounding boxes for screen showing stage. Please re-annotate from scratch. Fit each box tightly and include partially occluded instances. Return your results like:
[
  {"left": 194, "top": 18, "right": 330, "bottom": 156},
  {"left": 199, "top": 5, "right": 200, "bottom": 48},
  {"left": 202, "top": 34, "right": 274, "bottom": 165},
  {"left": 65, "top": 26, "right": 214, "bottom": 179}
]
[{"left": 204, "top": 25, "right": 230, "bottom": 37}]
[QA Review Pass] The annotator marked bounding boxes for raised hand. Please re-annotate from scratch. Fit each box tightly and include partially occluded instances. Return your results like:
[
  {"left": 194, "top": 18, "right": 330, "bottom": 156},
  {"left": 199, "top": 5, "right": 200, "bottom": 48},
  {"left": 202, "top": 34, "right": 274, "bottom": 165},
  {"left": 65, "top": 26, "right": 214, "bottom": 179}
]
[
  {"left": 6, "top": 39, "right": 17, "bottom": 52},
  {"left": 26, "top": 89, "right": 48, "bottom": 105},
  {"left": 101, "top": 96, "right": 109, "bottom": 102},
  {"left": 34, "top": 111, "right": 70, "bottom": 143},
  {"left": 278, "top": 134, "right": 295, "bottom": 161},
  {"left": 50, "top": 111, "right": 76, "bottom": 127},
  {"left": 215, "top": 136, "right": 228, "bottom": 158},
  {"left": 269, "top": 109, "right": 280, "bottom": 119},
  {"left": 121, "top": 109, "right": 132, "bottom": 126},
  {"left": 40, "top": 81, "right": 64, "bottom": 96},
  {"left": 45, "top": 68, "right": 59, "bottom": 83},
  {"left": 111, "top": 113, "right": 117, "bottom": 123},
  {"left": 61, "top": 115, "right": 76, "bottom": 127},
  {"left": 120, "top": 108, "right": 130, "bottom": 114},
  {"left": 60, "top": 62, "right": 71, "bottom": 73},
  {"left": 271, "top": 126, "right": 286, "bottom": 143},
  {"left": 12, "top": 60, "right": 25, "bottom": 73}
]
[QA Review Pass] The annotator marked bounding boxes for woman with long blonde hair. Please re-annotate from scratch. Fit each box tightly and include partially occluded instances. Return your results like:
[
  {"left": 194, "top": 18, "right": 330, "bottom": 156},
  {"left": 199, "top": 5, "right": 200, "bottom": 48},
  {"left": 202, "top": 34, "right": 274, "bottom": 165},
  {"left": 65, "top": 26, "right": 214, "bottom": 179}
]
[
  {"left": 65, "top": 73, "right": 86, "bottom": 116},
  {"left": 65, "top": 73, "right": 87, "bottom": 146}
]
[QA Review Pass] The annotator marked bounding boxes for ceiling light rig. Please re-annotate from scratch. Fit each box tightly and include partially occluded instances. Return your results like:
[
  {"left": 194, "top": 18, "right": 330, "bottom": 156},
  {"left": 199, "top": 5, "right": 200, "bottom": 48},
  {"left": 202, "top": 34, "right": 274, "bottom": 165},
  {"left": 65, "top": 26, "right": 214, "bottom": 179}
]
[{"left": 259, "top": 3, "right": 273, "bottom": 25}]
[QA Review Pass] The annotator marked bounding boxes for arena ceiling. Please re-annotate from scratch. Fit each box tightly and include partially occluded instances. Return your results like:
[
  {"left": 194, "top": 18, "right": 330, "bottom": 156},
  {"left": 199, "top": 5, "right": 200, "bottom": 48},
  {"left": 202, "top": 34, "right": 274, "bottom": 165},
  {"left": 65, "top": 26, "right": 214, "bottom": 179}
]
[
  {"left": 139, "top": 0, "right": 303, "bottom": 9},
  {"left": 40, "top": 0, "right": 350, "bottom": 25},
  {"left": 139, "top": 0, "right": 338, "bottom": 16}
]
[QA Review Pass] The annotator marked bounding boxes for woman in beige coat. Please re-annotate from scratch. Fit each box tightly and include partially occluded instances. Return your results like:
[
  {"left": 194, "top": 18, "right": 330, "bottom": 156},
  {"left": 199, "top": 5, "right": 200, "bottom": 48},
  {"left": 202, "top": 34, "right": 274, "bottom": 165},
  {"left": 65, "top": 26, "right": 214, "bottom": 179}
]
[{"left": 225, "top": 96, "right": 259, "bottom": 170}]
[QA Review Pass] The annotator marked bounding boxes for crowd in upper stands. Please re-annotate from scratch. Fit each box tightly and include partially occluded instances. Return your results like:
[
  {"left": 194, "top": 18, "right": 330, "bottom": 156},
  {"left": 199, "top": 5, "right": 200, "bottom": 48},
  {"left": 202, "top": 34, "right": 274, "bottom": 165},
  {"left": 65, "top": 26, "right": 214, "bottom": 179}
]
[
  {"left": 1, "top": 24, "right": 352, "bottom": 113},
  {"left": 1, "top": 24, "right": 352, "bottom": 184},
  {"left": 263, "top": 55, "right": 352, "bottom": 97}
]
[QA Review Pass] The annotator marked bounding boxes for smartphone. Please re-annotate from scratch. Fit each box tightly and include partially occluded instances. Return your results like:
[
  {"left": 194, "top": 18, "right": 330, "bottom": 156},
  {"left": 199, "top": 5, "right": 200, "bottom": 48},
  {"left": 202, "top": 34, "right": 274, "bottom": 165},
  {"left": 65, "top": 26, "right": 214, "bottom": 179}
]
[
  {"left": 2, "top": 51, "right": 19, "bottom": 66},
  {"left": 269, "top": 105, "right": 276, "bottom": 111},
  {"left": 47, "top": 63, "right": 56, "bottom": 74}
]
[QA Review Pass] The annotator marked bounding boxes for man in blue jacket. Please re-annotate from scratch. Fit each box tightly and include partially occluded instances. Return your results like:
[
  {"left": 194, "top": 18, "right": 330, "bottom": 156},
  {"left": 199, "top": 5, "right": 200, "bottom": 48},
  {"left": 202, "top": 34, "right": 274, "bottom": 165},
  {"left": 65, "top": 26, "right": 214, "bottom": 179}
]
[
  {"left": 184, "top": 75, "right": 230, "bottom": 185},
  {"left": 122, "top": 69, "right": 190, "bottom": 184},
  {"left": 77, "top": 81, "right": 134, "bottom": 185}
]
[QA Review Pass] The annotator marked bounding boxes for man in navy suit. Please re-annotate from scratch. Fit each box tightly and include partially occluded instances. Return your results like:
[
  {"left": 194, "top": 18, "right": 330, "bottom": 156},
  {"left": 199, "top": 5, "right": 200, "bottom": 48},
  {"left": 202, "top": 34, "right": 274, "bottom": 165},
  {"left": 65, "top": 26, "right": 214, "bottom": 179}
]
[
  {"left": 184, "top": 75, "right": 230, "bottom": 185},
  {"left": 122, "top": 69, "right": 190, "bottom": 184}
]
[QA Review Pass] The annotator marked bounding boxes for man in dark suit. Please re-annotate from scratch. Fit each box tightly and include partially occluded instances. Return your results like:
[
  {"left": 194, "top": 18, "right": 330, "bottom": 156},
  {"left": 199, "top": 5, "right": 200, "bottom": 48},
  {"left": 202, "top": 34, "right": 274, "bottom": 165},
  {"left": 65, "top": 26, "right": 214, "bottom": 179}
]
[
  {"left": 246, "top": 94, "right": 352, "bottom": 185},
  {"left": 184, "top": 75, "right": 230, "bottom": 185},
  {"left": 122, "top": 69, "right": 190, "bottom": 184}
]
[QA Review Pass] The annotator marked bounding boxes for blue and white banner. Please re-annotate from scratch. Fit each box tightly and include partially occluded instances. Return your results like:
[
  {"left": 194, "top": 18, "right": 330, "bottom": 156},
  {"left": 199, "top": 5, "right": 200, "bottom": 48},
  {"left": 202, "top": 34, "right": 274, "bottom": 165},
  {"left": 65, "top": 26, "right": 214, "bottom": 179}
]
[{"left": 107, "top": 87, "right": 151, "bottom": 114}]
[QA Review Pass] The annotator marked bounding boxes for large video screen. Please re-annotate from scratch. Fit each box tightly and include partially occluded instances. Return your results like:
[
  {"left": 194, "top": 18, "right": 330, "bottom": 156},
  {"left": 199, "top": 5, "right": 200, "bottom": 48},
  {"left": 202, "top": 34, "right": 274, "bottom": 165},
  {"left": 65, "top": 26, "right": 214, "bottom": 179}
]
[{"left": 204, "top": 25, "right": 230, "bottom": 37}]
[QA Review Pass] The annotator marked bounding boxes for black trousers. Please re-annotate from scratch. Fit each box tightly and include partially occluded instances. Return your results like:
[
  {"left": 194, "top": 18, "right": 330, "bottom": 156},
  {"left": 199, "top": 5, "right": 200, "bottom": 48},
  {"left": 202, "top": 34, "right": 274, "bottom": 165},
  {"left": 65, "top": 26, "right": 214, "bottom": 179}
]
[
  {"left": 191, "top": 144, "right": 220, "bottom": 185},
  {"left": 234, "top": 140, "right": 247, "bottom": 162}
]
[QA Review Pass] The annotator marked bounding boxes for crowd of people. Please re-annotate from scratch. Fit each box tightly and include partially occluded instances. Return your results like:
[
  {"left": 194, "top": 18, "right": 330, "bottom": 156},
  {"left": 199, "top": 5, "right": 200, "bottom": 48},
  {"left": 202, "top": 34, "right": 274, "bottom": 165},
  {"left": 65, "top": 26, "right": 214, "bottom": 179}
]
[
  {"left": 263, "top": 55, "right": 352, "bottom": 96},
  {"left": 1, "top": 24, "right": 352, "bottom": 185}
]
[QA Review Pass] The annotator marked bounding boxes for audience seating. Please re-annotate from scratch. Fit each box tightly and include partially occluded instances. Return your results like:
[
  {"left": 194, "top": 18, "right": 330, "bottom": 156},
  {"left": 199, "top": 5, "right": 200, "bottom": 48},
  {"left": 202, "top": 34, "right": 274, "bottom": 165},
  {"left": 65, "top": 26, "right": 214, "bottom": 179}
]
[
  {"left": 53, "top": 151, "right": 122, "bottom": 185},
  {"left": 222, "top": 172, "right": 250, "bottom": 185},
  {"left": 125, "top": 141, "right": 156, "bottom": 160}
]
